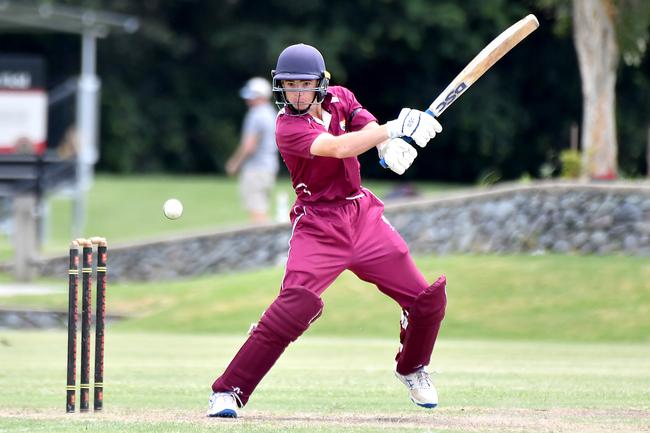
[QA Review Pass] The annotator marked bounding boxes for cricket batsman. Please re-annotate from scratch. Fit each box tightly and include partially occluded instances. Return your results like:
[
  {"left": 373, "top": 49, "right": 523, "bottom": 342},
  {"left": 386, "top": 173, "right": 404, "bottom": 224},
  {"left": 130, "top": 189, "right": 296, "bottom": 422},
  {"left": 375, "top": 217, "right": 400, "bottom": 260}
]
[{"left": 208, "top": 43, "right": 447, "bottom": 418}]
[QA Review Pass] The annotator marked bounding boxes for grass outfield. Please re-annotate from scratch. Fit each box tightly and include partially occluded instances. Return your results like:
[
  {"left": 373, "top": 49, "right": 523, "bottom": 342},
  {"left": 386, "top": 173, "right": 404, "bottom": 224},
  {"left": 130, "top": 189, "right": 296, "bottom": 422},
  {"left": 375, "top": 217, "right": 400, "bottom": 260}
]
[
  {"left": 0, "top": 174, "right": 458, "bottom": 260},
  {"left": 0, "top": 332, "right": 648, "bottom": 432},
  {"left": 1, "top": 255, "right": 649, "bottom": 431},
  {"left": 3, "top": 254, "right": 649, "bottom": 342}
]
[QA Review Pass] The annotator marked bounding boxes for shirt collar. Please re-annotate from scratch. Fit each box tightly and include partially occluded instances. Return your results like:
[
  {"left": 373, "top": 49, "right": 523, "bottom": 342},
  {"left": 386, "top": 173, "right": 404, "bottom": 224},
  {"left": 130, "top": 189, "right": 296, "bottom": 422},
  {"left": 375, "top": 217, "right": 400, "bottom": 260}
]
[
  {"left": 311, "top": 110, "right": 332, "bottom": 130},
  {"left": 321, "top": 91, "right": 340, "bottom": 111}
]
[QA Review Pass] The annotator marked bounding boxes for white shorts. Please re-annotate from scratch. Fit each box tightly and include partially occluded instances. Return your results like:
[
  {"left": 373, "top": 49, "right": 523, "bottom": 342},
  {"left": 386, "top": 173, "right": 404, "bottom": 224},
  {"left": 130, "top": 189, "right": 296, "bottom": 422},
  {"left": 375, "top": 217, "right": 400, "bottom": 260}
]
[{"left": 239, "top": 169, "right": 276, "bottom": 213}]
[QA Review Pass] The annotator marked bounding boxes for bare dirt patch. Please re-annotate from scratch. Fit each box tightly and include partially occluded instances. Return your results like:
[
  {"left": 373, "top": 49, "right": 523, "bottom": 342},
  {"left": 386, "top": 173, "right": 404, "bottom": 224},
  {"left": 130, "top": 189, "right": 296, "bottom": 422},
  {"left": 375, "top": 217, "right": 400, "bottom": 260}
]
[{"left": 1, "top": 407, "right": 649, "bottom": 432}]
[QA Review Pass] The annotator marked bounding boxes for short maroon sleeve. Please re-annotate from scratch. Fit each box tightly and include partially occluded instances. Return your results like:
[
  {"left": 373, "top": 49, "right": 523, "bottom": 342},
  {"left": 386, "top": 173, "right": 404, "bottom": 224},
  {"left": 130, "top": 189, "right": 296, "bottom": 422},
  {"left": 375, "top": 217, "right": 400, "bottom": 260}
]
[{"left": 275, "top": 114, "right": 326, "bottom": 159}]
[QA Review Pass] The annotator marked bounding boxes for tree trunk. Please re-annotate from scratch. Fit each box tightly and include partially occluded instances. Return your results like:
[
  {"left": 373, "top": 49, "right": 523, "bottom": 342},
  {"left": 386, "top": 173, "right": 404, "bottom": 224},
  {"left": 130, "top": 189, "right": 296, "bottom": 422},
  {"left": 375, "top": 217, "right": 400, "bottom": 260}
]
[{"left": 572, "top": 0, "right": 619, "bottom": 179}]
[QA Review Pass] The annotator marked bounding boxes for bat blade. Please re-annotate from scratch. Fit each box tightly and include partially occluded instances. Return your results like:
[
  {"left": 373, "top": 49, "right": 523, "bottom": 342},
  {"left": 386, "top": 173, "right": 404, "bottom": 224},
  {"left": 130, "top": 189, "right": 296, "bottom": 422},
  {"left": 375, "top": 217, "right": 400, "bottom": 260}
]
[
  {"left": 428, "top": 14, "right": 539, "bottom": 117},
  {"left": 380, "top": 14, "right": 539, "bottom": 170}
]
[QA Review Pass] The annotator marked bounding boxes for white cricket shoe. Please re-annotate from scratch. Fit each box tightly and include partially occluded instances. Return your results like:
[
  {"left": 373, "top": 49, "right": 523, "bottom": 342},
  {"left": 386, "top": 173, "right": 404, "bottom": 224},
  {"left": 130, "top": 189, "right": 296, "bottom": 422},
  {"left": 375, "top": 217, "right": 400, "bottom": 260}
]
[
  {"left": 395, "top": 367, "right": 438, "bottom": 408},
  {"left": 207, "top": 392, "right": 241, "bottom": 418}
]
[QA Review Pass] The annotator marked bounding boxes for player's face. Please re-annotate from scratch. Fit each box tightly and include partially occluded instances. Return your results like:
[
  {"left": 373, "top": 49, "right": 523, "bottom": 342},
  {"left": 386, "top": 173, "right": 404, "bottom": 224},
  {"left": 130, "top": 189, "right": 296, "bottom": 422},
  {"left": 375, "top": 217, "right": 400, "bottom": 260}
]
[{"left": 282, "top": 80, "right": 318, "bottom": 111}]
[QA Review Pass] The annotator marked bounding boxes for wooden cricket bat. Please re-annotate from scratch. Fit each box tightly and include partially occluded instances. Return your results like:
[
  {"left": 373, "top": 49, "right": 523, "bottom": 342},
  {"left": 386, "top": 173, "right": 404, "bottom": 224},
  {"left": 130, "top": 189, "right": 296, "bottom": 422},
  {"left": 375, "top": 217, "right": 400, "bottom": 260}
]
[
  {"left": 426, "top": 14, "right": 539, "bottom": 118},
  {"left": 381, "top": 14, "right": 539, "bottom": 168}
]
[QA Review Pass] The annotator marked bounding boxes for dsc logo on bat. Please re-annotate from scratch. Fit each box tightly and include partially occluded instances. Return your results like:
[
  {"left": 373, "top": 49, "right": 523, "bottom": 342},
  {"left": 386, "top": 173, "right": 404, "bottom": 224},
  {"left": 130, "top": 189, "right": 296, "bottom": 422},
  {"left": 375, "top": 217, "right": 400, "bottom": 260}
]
[{"left": 435, "top": 82, "right": 468, "bottom": 113}]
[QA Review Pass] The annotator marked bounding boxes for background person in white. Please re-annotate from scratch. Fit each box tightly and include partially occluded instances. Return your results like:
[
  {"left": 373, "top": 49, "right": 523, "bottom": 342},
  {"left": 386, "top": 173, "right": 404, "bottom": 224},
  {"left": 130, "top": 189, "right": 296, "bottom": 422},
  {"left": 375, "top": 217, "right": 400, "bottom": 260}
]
[{"left": 226, "top": 77, "right": 279, "bottom": 223}]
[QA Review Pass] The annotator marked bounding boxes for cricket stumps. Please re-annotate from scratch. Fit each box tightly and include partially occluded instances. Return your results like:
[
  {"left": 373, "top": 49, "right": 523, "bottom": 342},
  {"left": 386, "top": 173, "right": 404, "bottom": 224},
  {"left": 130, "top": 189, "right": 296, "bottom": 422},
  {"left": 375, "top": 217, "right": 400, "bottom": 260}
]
[{"left": 65, "top": 237, "right": 108, "bottom": 413}]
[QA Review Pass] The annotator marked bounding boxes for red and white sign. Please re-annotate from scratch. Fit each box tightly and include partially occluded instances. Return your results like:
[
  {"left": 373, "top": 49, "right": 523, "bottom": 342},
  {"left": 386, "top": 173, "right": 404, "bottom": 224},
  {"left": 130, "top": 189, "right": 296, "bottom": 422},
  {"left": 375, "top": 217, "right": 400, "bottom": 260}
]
[
  {"left": 0, "top": 56, "right": 48, "bottom": 154},
  {"left": 0, "top": 90, "right": 47, "bottom": 154}
]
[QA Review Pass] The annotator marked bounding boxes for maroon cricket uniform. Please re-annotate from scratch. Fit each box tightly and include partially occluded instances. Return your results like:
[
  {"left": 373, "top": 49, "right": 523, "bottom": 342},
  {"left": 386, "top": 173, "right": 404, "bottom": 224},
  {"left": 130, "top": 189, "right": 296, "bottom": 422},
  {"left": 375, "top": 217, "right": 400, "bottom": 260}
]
[
  {"left": 276, "top": 86, "right": 429, "bottom": 305},
  {"left": 212, "top": 86, "right": 446, "bottom": 406}
]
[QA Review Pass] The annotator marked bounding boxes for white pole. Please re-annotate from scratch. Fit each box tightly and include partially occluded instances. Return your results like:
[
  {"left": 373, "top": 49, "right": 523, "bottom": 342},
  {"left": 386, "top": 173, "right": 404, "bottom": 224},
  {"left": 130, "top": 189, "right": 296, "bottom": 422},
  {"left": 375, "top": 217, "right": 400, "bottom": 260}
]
[{"left": 73, "top": 31, "right": 101, "bottom": 237}]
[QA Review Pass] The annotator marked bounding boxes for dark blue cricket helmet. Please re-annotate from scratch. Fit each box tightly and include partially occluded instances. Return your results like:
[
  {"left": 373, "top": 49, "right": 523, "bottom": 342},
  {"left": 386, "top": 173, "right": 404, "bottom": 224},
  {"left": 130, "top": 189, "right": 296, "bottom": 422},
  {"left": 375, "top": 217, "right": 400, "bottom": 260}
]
[{"left": 271, "top": 44, "right": 331, "bottom": 113}]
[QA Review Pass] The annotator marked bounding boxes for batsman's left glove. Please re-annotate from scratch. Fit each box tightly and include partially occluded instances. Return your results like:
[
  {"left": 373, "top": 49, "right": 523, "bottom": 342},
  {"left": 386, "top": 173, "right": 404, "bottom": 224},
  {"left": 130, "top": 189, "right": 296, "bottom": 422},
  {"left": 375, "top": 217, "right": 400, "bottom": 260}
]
[{"left": 378, "top": 138, "right": 417, "bottom": 175}]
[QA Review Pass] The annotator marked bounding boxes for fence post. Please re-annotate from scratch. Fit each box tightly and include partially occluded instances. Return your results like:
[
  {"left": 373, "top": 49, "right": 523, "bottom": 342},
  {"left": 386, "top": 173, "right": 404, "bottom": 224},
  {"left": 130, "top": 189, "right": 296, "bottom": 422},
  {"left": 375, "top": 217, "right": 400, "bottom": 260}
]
[{"left": 13, "top": 194, "right": 38, "bottom": 281}]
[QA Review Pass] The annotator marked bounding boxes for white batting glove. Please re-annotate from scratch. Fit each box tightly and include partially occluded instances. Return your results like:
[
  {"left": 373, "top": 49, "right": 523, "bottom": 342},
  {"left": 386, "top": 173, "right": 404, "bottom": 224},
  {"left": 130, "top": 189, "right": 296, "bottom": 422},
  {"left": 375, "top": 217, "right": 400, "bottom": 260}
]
[
  {"left": 386, "top": 108, "right": 443, "bottom": 148},
  {"left": 378, "top": 138, "right": 417, "bottom": 175}
]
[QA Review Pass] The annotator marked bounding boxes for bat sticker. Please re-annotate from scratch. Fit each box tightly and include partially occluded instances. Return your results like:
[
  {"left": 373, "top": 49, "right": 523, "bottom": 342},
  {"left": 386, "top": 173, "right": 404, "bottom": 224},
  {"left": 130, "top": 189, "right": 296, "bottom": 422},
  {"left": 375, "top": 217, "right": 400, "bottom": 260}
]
[{"left": 435, "top": 82, "right": 468, "bottom": 114}]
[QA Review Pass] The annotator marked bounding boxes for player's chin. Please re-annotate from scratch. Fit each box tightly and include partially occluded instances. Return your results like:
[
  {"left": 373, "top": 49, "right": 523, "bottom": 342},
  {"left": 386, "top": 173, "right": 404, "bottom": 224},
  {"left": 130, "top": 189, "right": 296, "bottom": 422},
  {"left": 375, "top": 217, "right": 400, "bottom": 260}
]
[{"left": 290, "top": 102, "right": 309, "bottom": 111}]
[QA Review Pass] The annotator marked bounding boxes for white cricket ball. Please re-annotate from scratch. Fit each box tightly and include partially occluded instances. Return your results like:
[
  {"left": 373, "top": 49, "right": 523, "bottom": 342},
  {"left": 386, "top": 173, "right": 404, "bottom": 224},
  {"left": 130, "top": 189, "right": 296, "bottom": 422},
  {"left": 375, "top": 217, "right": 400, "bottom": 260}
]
[{"left": 163, "top": 198, "right": 183, "bottom": 220}]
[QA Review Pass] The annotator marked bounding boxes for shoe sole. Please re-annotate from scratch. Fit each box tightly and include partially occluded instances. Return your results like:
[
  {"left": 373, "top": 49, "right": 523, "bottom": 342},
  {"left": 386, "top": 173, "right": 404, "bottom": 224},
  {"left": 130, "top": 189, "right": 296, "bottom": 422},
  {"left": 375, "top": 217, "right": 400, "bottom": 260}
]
[
  {"left": 396, "top": 372, "right": 438, "bottom": 409},
  {"left": 208, "top": 409, "right": 237, "bottom": 418}
]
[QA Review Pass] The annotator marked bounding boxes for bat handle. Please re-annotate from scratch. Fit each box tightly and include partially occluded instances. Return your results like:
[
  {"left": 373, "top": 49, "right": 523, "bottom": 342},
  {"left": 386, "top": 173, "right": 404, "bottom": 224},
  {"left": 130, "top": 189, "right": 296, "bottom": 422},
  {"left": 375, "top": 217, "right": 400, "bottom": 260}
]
[{"left": 379, "top": 108, "right": 436, "bottom": 169}]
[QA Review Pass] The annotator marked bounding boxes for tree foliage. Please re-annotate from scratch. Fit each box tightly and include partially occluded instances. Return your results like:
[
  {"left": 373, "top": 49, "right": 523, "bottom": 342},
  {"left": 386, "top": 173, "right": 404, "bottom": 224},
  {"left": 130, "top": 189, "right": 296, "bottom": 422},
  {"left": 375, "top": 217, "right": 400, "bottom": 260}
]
[
  {"left": 2, "top": 0, "right": 648, "bottom": 180},
  {"left": 616, "top": 0, "right": 650, "bottom": 66}
]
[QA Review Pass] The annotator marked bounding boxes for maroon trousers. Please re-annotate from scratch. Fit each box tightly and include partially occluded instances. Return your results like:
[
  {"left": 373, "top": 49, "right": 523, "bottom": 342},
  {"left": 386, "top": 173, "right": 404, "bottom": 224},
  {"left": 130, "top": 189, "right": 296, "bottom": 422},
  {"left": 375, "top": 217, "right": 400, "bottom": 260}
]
[{"left": 212, "top": 191, "right": 446, "bottom": 405}]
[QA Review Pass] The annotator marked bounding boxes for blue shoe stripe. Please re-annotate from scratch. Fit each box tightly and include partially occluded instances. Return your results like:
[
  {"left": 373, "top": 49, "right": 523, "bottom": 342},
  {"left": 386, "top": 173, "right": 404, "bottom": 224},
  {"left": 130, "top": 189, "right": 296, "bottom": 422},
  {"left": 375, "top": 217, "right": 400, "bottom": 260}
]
[{"left": 209, "top": 409, "right": 237, "bottom": 418}]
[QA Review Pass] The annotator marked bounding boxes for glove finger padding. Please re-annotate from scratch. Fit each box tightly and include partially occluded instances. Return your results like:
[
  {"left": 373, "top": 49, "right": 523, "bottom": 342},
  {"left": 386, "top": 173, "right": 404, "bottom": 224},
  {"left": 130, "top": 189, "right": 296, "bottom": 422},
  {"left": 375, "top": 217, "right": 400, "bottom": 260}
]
[
  {"left": 412, "top": 116, "right": 443, "bottom": 148},
  {"left": 410, "top": 116, "right": 443, "bottom": 148},
  {"left": 386, "top": 108, "right": 443, "bottom": 149},
  {"left": 380, "top": 138, "right": 417, "bottom": 175},
  {"left": 388, "top": 159, "right": 405, "bottom": 175}
]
